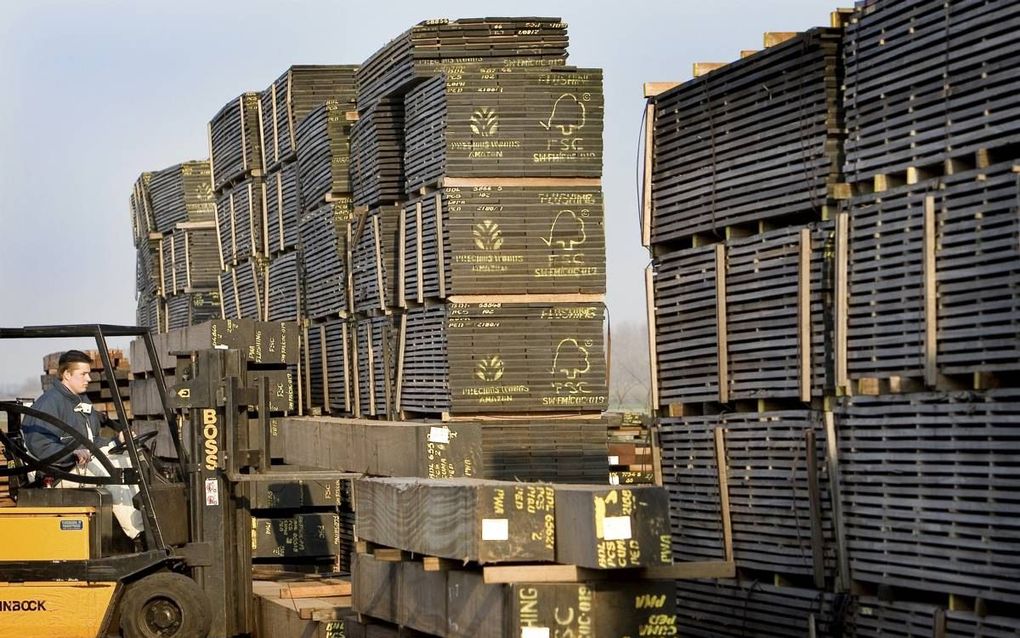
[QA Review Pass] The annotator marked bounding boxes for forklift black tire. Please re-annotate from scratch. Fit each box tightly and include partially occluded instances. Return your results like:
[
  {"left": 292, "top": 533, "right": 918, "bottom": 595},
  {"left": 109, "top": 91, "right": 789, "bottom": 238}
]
[{"left": 119, "top": 572, "right": 212, "bottom": 638}]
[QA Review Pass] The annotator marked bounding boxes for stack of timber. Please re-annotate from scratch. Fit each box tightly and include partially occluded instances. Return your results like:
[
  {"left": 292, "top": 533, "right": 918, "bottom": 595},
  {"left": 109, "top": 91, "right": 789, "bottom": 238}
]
[
  {"left": 354, "top": 17, "right": 569, "bottom": 112},
  {"left": 843, "top": 160, "right": 1020, "bottom": 393},
  {"left": 131, "top": 171, "right": 164, "bottom": 330},
  {"left": 247, "top": 471, "right": 357, "bottom": 575},
  {"left": 354, "top": 313, "right": 401, "bottom": 418},
  {"left": 144, "top": 161, "right": 221, "bottom": 329},
  {"left": 647, "top": 27, "right": 843, "bottom": 248},
  {"left": 280, "top": 417, "right": 481, "bottom": 480},
  {"left": 674, "top": 579, "right": 851, "bottom": 637},
  {"left": 263, "top": 66, "right": 359, "bottom": 333},
  {"left": 131, "top": 164, "right": 219, "bottom": 330},
  {"left": 262, "top": 65, "right": 359, "bottom": 172},
  {"left": 40, "top": 349, "right": 132, "bottom": 421},
  {"left": 659, "top": 410, "right": 837, "bottom": 584},
  {"left": 300, "top": 199, "right": 355, "bottom": 321},
  {"left": 404, "top": 66, "right": 603, "bottom": 188},
  {"left": 399, "top": 301, "right": 608, "bottom": 415},
  {"left": 352, "top": 204, "right": 403, "bottom": 314},
  {"left": 642, "top": 18, "right": 857, "bottom": 636},
  {"left": 837, "top": 390, "right": 1020, "bottom": 607},
  {"left": 210, "top": 92, "right": 268, "bottom": 322},
  {"left": 254, "top": 577, "right": 354, "bottom": 638},
  {"left": 303, "top": 316, "right": 353, "bottom": 416},
  {"left": 294, "top": 101, "right": 356, "bottom": 213},
  {"left": 850, "top": 596, "right": 1020, "bottom": 637},
  {"left": 605, "top": 412, "right": 656, "bottom": 485},
  {"left": 129, "top": 319, "right": 299, "bottom": 458},
  {"left": 843, "top": 0, "right": 1020, "bottom": 187},
  {"left": 351, "top": 478, "right": 676, "bottom": 636},
  {"left": 350, "top": 96, "right": 406, "bottom": 208},
  {"left": 650, "top": 221, "right": 834, "bottom": 407},
  {"left": 478, "top": 418, "right": 609, "bottom": 484},
  {"left": 401, "top": 185, "right": 606, "bottom": 301}
]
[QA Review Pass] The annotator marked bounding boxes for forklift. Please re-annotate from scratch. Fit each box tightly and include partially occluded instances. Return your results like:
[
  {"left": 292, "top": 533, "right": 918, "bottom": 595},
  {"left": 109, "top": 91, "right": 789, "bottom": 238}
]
[{"left": 0, "top": 325, "right": 275, "bottom": 638}]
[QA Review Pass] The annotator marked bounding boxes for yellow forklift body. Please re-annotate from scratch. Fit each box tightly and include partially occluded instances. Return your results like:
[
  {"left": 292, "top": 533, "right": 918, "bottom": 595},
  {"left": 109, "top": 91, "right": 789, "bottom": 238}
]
[
  {"left": 0, "top": 507, "right": 94, "bottom": 561},
  {"left": 0, "top": 581, "right": 116, "bottom": 638}
]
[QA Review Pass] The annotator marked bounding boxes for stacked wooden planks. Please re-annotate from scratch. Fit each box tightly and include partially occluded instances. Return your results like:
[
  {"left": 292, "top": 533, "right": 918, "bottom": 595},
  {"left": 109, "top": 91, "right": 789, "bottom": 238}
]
[
  {"left": 851, "top": 597, "right": 1020, "bottom": 637},
  {"left": 209, "top": 90, "right": 268, "bottom": 322},
  {"left": 643, "top": 17, "right": 856, "bottom": 635},
  {"left": 478, "top": 420, "right": 610, "bottom": 484},
  {"left": 247, "top": 472, "right": 357, "bottom": 574},
  {"left": 645, "top": 1, "right": 1020, "bottom": 632},
  {"left": 254, "top": 577, "right": 354, "bottom": 638},
  {"left": 399, "top": 301, "right": 607, "bottom": 414},
  {"left": 266, "top": 66, "right": 358, "bottom": 328},
  {"left": 837, "top": 390, "right": 1020, "bottom": 606},
  {"left": 844, "top": 161, "right": 1020, "bottom": 389},
  {"left": 401, "top": 185, "right": 606, "bottom": 300},
  {"left": 843, "top": 0, "right": 1020, "bottom": 186},
  {"left": 674, "top": 579, "right": 851, "bottom": 638},
  {"left": 659, "top": 411, "right": 836, "bottom": 583},
  {"left": 652, "top": 222, "right": 833, "bottom": 406},
  {"left": 352, "top": 477, "right": 676, "bottom": 636},
  {"left": 354, "top": 17, "right": 569, "bottom": 112},
  {"left": 649, "top": 27, "right": 843, "bottom": 248},
  {"left": 130, "top": 161, "right": 221, "bottom": 330}
]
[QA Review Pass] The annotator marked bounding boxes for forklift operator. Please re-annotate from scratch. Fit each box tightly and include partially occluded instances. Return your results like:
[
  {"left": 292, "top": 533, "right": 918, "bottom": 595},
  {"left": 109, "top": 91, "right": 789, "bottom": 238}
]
[{"left": 21, "top": 349, "right": 146, "bottom": 542}]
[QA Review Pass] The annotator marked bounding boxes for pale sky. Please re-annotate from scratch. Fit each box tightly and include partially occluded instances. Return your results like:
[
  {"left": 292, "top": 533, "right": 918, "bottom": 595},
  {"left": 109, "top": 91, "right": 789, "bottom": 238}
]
[{"left": 0, "top": 0, "right": 834, "bottom": 390}]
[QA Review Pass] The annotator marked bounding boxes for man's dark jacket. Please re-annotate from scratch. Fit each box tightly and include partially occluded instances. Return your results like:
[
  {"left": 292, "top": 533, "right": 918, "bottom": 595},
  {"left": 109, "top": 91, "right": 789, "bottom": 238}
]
[{"left": 22, "top": 382, "right": 113, "bottom": 468}]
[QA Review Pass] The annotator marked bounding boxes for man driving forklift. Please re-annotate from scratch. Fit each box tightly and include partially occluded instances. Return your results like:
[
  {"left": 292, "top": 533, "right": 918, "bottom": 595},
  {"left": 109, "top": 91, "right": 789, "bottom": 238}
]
[{"left": 21, "top": 349, "right": 145, "bottom": 546}]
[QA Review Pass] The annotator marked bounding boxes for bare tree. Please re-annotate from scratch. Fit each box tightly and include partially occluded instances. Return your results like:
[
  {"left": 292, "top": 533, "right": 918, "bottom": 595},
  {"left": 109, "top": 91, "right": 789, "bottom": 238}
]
[{"left": 607, "top": 320, "right": 651, "bottom": 412}]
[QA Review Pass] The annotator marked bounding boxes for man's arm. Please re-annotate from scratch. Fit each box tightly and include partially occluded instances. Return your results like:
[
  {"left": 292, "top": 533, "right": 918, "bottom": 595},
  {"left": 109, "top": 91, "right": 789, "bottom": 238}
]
[{"left": 21, "top": 396, "right": 77, "bottom": 468}]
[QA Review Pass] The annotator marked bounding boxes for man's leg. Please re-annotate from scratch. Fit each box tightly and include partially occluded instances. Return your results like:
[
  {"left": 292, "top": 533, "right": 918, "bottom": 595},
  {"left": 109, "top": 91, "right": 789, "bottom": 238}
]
[{"left": 82, "top": 449, "right": 145, "bottom": 540}]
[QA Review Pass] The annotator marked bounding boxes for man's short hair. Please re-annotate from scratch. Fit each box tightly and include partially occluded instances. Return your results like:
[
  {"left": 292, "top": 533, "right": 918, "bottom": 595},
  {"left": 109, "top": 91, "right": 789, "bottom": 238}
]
[{"left": 58, "top": 350, "right": 92, "bottom": 377}]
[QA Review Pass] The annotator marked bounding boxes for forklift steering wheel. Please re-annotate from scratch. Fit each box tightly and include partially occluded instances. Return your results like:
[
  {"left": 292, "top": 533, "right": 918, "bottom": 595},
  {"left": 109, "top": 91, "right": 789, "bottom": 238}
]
[{"left": 107, "top": 429, "right": 160, "bottom": 455}]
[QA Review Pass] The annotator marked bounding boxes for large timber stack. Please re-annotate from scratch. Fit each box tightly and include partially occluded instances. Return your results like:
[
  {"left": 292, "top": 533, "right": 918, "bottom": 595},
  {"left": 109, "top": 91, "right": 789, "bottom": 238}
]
[
  {"left": 835, "top": 0, "right": 1020, "bottom": 632},
  {"left": 210, "top": 92, "right": 267, "bottom": 322},
  {"left": 644, "top": 22, "right": 847, "bottom": 632},
  {"left": 645, "top": 1, "right": 1020, "bottom": 634},
  {"left": 131, "top": 161, "right": 220, "bottom": 330}
]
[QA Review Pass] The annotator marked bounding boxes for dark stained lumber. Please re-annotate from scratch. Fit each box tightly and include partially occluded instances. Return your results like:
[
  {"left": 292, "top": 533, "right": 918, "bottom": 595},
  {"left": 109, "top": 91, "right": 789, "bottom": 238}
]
[
  {"left": 280, "top": 417, "right": 481, "bottom": 479},
  {"left": 354, "top": 477, "right": 555, "bottom": 563},
  {"left": 837, "top": 390, "right": 1020, "bottom": 605},
  {"left": 402, "top": 185, "right": 605, "bottom": 300}
]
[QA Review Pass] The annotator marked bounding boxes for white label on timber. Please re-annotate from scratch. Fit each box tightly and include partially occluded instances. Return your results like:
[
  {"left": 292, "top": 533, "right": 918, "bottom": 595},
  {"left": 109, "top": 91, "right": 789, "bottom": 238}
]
[
  {"left": 522, "top": 628, "right": 550, "bottom": 638},
  {"left": 609, "top": 474, "right": 620, "bottom": 486},
  {"left": 428, "top": 426, "right": 451, "bottom": 444},
  {"left": 608, "top": 455, "right": 619, "bottom": 465},
  {"left": 602, "top": 515, "right": 632, "bottom": 541},
  {"left": 482, "top": 518, "right": 509, "bottom": 541},
  {"left": 205, "top": 478, "right": 220, "bottom": 506}
]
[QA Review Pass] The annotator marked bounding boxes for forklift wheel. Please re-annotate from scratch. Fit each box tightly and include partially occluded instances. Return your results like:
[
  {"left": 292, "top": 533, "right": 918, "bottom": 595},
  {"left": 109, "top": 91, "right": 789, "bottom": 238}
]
[{"left": 119, "top": 572, "right": 212, "bottom": 638}]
